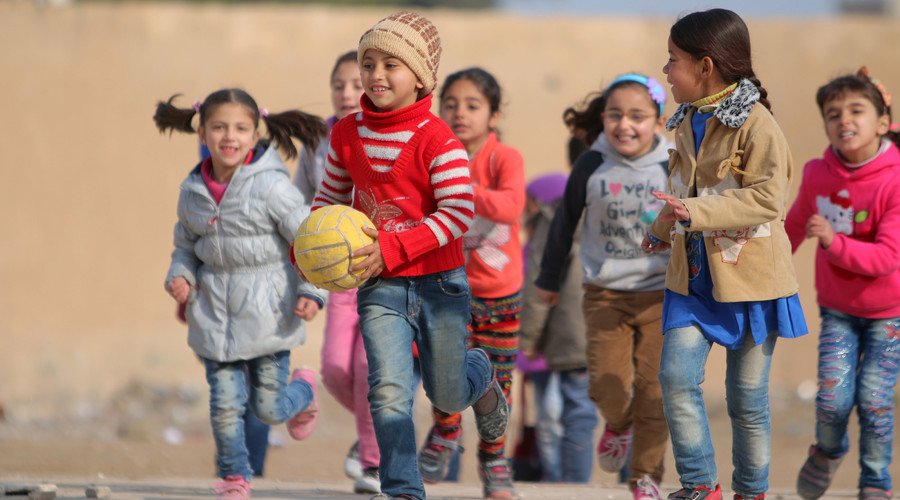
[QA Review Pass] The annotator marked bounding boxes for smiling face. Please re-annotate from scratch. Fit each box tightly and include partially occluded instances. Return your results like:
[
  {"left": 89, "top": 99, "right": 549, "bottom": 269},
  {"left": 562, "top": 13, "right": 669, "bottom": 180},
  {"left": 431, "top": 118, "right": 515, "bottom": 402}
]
[
  {"left": 822, "top": 90, "right": 890, "bottom": 164},
  {"left": 439, "top": 77, "right": 499, "bottom": 155},
  {"left": 662, "top": 37, "right": 704, "bottom": 104},
  {"left": 602, "top": 84, "right": 665, "bottom": 159},
  {"left": 331, "top": 60, "right": 364, "bottom": 120},
  {"left": 360, "top": 49, "right": 423, "bottom": 112},
  {"left": 197, "top": 102, "right": 259, "bottom": 180}
]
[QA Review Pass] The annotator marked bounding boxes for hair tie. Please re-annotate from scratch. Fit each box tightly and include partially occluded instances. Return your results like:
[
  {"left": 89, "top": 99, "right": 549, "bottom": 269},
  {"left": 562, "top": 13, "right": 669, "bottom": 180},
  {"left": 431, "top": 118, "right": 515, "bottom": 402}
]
[
  {"left": 259, "top": 108, "right": 269, "bottom": 118},
  {"left": 192, "top": 100, "right": 202, "bottom": 112},
  {"left": 609, "top": 73, "right": 666, "bottom": 115},
  {"left": 858, "top": 66, "right": 892, "bottom": 109}
]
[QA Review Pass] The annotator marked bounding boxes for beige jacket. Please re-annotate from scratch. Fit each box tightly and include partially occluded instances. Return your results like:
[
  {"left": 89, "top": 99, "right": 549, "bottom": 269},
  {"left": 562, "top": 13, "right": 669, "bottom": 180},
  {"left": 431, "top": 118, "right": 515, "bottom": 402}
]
[{"left": 649, "top": 97, "right": 799, "bottom": 303}]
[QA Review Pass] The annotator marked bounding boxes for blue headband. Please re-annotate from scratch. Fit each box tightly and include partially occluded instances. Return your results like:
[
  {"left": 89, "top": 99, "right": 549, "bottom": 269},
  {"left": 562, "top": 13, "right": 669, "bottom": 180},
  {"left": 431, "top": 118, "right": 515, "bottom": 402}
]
[{"left": 609, "top": 73, "right": 666, "bottom": 115}]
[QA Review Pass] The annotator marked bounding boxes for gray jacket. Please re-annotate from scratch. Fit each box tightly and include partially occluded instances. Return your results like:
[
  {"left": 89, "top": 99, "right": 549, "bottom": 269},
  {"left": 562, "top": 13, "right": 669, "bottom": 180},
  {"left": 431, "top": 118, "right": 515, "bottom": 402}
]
[
  {"left": 520, "top": 201, "right": 587, "bottom": 371},
  {"left": 166, "top": 144, "right": 326, "bottom": 362}
]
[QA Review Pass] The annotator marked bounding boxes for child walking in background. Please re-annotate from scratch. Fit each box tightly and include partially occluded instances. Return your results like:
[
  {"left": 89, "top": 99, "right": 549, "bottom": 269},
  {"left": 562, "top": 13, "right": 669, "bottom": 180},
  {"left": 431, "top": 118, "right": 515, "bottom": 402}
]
[
  {"left": 535, "top": 73, "right": 671, "bottom": 499},
  {"left": 154, "top": 88, "right": 329, "bottom": 500},
  {"left": 416, "top": 67, "right": 526, "bottom": 499},
  {"left": 642, "top": 9, "right": 808, "bottom": 500},
  {"left": 520, "top": 164, "right": 598, "bottom": 484},
  {"left": 295, "top": 49, "right": 381, "bottom": 494},
  {"left": 311, "top": 12, "right": 509, "bottom": 500},
  {"left": 785, "top": 68, "right": 900, "bottom": 500}
]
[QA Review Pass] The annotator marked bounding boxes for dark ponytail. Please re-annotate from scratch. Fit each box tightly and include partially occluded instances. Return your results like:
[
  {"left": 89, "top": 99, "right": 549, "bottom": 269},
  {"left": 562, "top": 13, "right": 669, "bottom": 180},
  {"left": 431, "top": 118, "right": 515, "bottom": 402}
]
[
  {"left": 670, "top": 9, "right": 772, "bottom": 111},
  {"left": 153, "top": 88, "right": 327, "bottom": 160},
  {"left": 563, "top": 92, "right": 606, "bottom": 146}
]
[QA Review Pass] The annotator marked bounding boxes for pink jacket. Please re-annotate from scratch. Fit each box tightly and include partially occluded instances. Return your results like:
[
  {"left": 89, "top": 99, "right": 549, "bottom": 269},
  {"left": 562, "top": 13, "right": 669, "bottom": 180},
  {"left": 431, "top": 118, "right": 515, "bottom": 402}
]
[{"left": 785, "top": 142, "right": 900, "bottom": 318}]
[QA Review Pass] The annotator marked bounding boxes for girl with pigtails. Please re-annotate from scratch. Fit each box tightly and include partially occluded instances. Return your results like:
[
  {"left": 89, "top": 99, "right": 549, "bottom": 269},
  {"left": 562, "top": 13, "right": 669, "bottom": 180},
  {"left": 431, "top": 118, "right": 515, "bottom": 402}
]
[{"left": 154, "top": 88, "right": 328, "bottom": 500}]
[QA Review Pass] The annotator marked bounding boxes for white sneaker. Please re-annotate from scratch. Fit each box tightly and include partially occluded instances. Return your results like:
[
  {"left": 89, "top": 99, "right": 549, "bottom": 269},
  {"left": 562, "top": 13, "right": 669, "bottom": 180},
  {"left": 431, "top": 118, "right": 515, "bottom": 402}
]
[
  {"left": 353, "top": 467, "right": 380, "bottom": 494},
  {"left": 344, "top": 440, "right": 362, "bottom": 479}
]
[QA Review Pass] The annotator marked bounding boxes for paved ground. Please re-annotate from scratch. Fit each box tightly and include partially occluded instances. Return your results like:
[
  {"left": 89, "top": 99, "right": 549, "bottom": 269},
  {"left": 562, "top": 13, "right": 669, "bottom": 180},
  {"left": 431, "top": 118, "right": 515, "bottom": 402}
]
[{"left": 0, "top": 476, "right": 863, "bottom": 500}]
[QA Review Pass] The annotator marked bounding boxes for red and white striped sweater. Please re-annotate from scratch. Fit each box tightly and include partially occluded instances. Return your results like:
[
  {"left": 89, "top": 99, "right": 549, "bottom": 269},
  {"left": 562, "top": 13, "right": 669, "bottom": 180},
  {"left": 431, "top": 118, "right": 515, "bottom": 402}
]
[{"left": 312, "top": 94, "right": 474, "bottom": 277}]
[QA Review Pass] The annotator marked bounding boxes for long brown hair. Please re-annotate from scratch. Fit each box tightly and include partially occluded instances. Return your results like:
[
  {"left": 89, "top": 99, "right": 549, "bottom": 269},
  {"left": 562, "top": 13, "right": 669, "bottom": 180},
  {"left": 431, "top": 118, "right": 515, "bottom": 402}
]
[
  {"left": 152, "top": 88, "right": 327, "bottom": 159},
  {"left": 670, "top": 9, "right": 772, "bottom": 111}
]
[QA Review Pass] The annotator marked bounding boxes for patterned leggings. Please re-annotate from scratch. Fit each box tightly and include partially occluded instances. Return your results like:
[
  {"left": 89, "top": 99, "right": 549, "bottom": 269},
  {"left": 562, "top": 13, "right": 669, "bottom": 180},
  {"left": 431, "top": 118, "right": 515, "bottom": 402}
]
[{"left": 432, "top": 292, "right": 521, "bottom": 460}]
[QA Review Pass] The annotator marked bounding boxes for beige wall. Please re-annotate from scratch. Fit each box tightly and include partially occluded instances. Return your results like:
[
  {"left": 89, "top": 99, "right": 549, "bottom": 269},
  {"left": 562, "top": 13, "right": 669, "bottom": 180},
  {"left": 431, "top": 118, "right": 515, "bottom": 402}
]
[{"left": 2, "top": 2, "right": 899, "bottom": 418}]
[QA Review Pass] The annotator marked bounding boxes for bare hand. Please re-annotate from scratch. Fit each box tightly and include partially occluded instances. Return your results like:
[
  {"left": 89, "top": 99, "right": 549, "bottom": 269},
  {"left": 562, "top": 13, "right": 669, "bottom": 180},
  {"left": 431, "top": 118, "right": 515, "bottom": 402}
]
[
  {"left": 652, "top": 190, "right": 690, "bottom": 223},
  {"left": 535, "top": 286, "right": 559, "bottom": 306},
  {"left": 641, "top": 234, "right": 671, "bottom": 253},
  {"left": 350, "top": 227, "right": 385, "bottom": 281},
  {"left": 294, "top": 296, "right": 320, "bottom": 320},
  {"left": 166, "top": 277, "right": 190, "bottom": 304},
  {"left": 806, "top": 214, "right": 835, "bottom": 248}
]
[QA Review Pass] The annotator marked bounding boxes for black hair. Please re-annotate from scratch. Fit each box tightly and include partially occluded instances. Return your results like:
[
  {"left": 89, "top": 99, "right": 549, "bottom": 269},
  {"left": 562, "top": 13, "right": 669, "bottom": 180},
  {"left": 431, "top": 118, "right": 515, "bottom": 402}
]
[
  {"left": 670, "top": 9, "right": 772, "bottom": 111},
  {"left": 440, "top": 67, "right": 503, "bottom": 135},
  {"left": 563, "top": 80, "right": 660, "bottom": 146},
  {"left": 153, "top": 88, "right": 327, "bottom": 160}
]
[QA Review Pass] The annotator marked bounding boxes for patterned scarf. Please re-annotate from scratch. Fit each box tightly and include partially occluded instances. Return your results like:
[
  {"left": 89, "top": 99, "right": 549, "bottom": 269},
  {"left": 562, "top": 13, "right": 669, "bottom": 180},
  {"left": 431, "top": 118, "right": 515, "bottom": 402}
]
[{"left": 666, "top": 79, "right": 761, "bottom": 131}]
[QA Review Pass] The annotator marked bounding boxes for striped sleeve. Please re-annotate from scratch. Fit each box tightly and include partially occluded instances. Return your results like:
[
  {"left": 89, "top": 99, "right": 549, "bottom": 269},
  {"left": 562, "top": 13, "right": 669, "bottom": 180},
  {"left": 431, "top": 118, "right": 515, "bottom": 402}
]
[
  {"left": 311, "top": 133, "right": 354, "bottom": 210},
  {"left": 381, "top": 136, "right": 473, "bottom": 270},
  {"left": 423, "top": 141, "right": 474, "bottom": 245}
]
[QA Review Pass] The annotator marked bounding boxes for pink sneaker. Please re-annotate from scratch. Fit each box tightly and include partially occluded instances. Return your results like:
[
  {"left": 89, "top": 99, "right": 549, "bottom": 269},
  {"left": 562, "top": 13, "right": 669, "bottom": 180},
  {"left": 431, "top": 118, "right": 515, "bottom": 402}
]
[
  {"left": 597, "top": 426, "right": 631, "bottom": 472},
  {"left": 287, "top": 368, "right": 318, "bottom": 440},
  {"left": 634, "top": 475, "right": 663, "bottom": 500},
  {"left": 215, "top": 475, "right": 250, "bottom": 500}
]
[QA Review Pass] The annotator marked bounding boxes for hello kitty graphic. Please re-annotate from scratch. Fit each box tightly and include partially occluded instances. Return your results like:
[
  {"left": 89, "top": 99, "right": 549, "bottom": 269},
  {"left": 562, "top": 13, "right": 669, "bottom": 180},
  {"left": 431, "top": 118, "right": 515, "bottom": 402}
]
[{"left": 816, "top": 189, "right": 854, "bottom": 235}]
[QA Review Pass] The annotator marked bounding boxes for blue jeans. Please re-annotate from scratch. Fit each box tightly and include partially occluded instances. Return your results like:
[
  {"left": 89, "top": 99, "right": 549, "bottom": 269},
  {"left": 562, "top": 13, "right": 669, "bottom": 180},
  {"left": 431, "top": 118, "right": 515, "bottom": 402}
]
[
  {"left": 203, "top": 350, "right": 314, "bottom": 480},
  {"left": 244, "top": 410, "right": 269, "bottom": 477},
  {"left": 815, "top": 307, "right": 900, "bottom": 490},
  {"left": 357, "top": 267, "right": 493, "bottom": 500},
  {"left": 531, "top": 369, "right": 597, "bottom": 483},
  {"left": 658, "top": 325, "right": 776, "bottom": 497}
]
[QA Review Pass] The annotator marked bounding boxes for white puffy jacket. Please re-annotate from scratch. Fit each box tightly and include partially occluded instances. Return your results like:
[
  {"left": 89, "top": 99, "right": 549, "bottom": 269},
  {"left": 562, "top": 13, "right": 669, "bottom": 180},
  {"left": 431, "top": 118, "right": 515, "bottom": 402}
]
[{"left": 165, "top": 143, "right": 326, "bottom": 362}]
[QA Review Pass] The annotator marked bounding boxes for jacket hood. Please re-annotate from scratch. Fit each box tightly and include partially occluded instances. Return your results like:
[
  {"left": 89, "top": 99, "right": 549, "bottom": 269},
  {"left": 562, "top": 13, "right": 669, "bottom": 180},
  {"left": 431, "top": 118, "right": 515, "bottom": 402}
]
[
  {"left": 822, "top": 139, "right": 900, "bottom": 181},
  {"left": 183, "top": 142, "right": 288, "bottom": 195},
  {"left": 590, "top": 131, "right": 671, "bottom": 169}
]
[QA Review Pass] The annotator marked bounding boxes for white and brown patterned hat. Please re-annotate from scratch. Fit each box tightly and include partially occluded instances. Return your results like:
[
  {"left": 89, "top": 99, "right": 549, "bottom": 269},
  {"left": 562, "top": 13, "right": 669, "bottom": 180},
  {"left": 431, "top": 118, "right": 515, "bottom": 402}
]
[{"left": 358, "top": 11, "right": 442, "bottom": 98}]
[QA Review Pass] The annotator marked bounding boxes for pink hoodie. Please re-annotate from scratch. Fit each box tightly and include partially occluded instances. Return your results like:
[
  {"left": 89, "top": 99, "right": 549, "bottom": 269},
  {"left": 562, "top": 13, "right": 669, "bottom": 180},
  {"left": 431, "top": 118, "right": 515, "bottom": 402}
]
[{"left": 785, "top": 141, "right": 900, "bottom": 318}]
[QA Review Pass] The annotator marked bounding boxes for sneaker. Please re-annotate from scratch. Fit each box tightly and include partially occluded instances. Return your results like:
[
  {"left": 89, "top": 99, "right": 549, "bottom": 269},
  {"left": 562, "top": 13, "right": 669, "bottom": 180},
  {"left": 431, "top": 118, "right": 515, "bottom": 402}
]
[
  {"left": 369, "top": 495, "right": 417, "bottom": 500},
  {"left": 797, "top": 444, "right": 844, "bottom": 500},
  {"left": 474, "top": 377, "right": 509, "bottom": 443},
  {"left": 344, "top": 440, "right": 363, "bottom": 479},
  {"left": 354, "top": 467, "right": 380, "bottom": 494},
  {"left": 215, "top": 476, "right": 250, "bottom": 500},
  {"left": 418, "top": 426, "right": 463, "bottom": 484},
  {"left": 859, "top": 487, "right": 893, "bottom": 500},
  {"left": 734, "top": 494, "right": 765, "bottom": 500},
  {"left": 634, "top": 475, "right": 663, "bottom": 500},
  {"left": 668, "top": 485, "right": 722, "bottom": 500},
  {"left": 286, "top": 368, "right": 318, "bottom": 440},
  {"left": 479, "top": 457, "right": 518, "bottom": 499},
  {"left": 596, "top": 426, "right": 632, "bottom": 472}
]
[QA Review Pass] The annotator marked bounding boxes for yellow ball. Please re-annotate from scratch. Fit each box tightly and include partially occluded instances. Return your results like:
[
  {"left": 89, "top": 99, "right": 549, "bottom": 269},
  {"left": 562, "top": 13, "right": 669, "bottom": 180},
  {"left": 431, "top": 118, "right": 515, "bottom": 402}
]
[{"left": 293, "top": 205, "right": 376, "bottom": 291}]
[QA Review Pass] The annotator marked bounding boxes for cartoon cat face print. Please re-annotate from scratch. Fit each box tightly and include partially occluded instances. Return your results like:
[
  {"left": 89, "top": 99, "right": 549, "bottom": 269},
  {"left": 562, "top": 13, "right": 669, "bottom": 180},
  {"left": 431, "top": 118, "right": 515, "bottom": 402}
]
[{"left": 816, "top": 189, "right": 854, "bottom": 236}]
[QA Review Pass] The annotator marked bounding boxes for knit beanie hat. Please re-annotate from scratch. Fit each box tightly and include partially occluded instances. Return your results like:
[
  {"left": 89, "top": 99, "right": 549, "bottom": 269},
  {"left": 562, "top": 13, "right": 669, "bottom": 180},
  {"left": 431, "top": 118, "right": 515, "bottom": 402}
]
[
  {"left": 358, "top": 11, "right": 442, "bottom": 98},
  {"left": 526, "top": 173, "right": 568, "bottom": 206}
]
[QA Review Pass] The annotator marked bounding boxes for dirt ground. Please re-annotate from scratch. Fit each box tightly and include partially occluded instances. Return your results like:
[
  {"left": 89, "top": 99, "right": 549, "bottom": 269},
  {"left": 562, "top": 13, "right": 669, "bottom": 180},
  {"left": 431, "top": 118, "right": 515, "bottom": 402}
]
[{"left": 1, "top": 1, "right": 899, "bottom": 495}]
